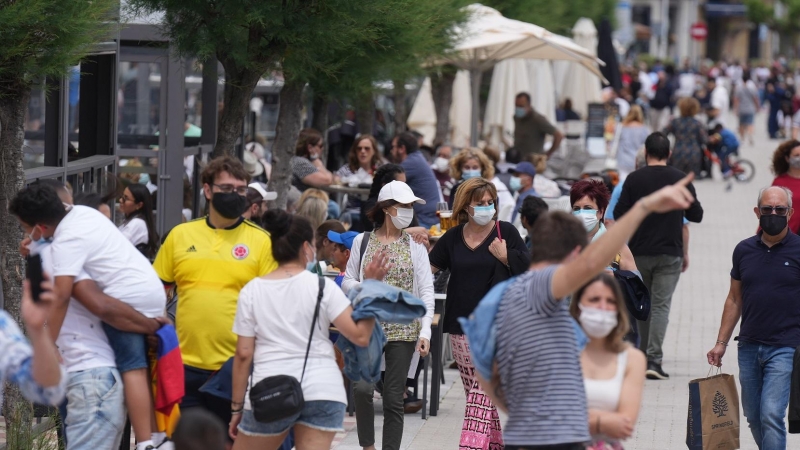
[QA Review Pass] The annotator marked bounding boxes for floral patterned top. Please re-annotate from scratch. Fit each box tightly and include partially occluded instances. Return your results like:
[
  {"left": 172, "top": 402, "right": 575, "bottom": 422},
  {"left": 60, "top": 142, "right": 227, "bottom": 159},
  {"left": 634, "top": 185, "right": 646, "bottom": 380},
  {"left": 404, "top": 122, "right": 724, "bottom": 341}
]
[
  {"left": 0, "top": 311, "right": 67, "bottom": 411},
  {"left": 362, "top": 232, "right": 420, "bottom": 342}
]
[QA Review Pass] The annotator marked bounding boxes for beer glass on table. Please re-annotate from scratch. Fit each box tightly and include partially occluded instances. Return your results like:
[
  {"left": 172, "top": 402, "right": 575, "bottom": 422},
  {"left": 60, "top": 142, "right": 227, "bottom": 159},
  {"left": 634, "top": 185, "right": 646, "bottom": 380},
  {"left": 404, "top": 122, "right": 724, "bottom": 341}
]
[{"left": 436, "top": 202, "right": 452, "bottom": 232}]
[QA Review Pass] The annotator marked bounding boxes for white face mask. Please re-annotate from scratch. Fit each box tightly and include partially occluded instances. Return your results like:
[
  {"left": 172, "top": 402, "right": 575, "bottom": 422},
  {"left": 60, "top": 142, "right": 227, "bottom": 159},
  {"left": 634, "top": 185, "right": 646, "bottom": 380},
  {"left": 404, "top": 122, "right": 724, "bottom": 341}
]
[
  {"left": 470, "top": 205, "right": 495, "bottom": 226},
  {"left": 573, "top": 209, "right": 599, "bottom": 232},
  {"left": 578, "top": 304, "right": 618, "bottom": 339},
  {"left": 389, "top": 206, "right": 414, "bottom": 229},
  {"left": 433, "top": 157, "right": 449, "bottom": 173}
]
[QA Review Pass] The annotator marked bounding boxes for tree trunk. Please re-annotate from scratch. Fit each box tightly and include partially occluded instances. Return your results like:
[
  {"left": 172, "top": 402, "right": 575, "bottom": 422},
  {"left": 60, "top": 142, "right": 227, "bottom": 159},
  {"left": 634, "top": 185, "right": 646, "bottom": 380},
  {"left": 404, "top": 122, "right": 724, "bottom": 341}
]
[
  {"left": 268, "top": 78, "right": 305, "bottom": 211},
  {"left": 355, "top": 91, "right": 374, "bottom": 136},
  {"left": 214, "top": 66, "right": 263, "bottom": 157},
  {"left": 311, "top": 91, "right": 329, "bottom": 165},
  {"left": 0, "top": 89, "right": 33, "bottom": 450},
  {"left": 393, "top": 79, "right": 407, "bottom": 134},
  {"left": 430, "top": 68, "right": 456, "bottom": 146}
]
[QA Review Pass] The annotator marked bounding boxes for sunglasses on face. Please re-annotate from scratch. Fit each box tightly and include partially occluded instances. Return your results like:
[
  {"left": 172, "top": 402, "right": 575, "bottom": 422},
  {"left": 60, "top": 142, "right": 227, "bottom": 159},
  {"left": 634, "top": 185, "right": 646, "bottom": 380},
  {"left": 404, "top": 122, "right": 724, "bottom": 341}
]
[{"left": 759, "top": 206, "right": 790, "bottom": 216}]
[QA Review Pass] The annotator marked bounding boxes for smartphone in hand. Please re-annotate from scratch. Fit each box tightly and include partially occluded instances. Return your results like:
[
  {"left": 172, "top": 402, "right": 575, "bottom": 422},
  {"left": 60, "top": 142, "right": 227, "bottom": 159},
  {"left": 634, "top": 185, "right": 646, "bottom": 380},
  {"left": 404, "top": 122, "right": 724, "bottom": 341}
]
[{"left": 26, "top": 254, "right": 44, "bottom": 303}]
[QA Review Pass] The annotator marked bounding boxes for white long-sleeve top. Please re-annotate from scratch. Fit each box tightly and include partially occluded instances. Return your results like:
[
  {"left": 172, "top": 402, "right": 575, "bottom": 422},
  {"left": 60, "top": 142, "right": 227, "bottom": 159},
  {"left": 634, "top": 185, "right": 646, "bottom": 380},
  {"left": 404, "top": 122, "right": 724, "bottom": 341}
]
[{"left": 342, "top": 232, "right": 435, "bottom": 340}]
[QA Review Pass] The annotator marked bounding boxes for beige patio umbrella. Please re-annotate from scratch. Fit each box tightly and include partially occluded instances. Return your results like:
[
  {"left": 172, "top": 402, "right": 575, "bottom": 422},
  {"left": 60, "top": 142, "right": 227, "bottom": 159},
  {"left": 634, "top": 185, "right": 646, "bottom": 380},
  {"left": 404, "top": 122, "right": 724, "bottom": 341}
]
[{"left": 434, "top": 3, "right": 606, "bottom": 145}]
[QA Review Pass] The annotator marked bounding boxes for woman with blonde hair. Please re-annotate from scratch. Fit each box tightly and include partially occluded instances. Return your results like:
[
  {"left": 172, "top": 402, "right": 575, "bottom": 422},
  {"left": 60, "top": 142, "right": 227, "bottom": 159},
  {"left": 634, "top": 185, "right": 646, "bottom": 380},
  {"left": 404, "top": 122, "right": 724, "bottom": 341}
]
[
  {"left": 663, "top": 97, "right": 707, "bottom": 176},
  {"left": 570, "top": 273, "right": 646, "bottom": 449},
  {"left": 615, "top": 105, "right": 650, "bottom": 181},
  {"left": 429, "top": 177, "right": 529, "bottom": 449},
  {"left": 447, "top": 147, "right": 495, "bottom": 208},
  {"left": 295, "top": 189, "right": 330, "bottom": 230}
]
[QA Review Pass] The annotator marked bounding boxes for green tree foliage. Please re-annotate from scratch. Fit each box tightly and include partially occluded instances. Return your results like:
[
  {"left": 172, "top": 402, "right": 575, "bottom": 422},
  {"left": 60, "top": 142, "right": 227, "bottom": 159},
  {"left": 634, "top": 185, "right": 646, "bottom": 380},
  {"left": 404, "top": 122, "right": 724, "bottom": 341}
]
[
  {"left": 128, "top": 0, "right": 464, "bottom": 206},
  {"left": 0, "top": 0, "right": 116, "bottom": 446},
  {"left": 745, "top": 0, "right": 800, "bottom": 45},
  {"left": 483, "top": 0, "right": 616, "bottom": 35}
]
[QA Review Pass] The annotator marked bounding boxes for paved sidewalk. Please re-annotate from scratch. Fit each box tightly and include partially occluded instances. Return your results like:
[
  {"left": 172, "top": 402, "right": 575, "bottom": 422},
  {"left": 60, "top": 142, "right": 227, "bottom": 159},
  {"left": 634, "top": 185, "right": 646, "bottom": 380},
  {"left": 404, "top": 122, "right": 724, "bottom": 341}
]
[{"left": 336, "top": 116, "right": 800, "bottom": 449}]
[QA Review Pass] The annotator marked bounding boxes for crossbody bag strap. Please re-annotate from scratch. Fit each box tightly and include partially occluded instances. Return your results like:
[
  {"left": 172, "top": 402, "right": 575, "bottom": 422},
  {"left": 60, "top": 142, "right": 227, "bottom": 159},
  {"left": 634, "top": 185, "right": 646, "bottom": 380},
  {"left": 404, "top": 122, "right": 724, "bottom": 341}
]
[
  {"left": 357, "top": 232, "right": 371, "bottom": 281},
  {"left": 300, "top": 276, "right": 325, "bottom": 383}
]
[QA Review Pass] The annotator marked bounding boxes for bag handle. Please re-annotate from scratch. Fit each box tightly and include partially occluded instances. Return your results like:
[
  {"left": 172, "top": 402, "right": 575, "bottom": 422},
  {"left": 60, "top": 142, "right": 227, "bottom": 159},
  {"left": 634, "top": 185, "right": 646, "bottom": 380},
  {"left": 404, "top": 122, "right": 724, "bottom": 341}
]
[
  {"left": 495, "top": 220, "right": 502, "bottom": 241},
  {"left": 300, "top": 276, "right": 325, "bottom": 382},
  {"left": 250, "top": 275, "right": 325, "bottom": 391}
]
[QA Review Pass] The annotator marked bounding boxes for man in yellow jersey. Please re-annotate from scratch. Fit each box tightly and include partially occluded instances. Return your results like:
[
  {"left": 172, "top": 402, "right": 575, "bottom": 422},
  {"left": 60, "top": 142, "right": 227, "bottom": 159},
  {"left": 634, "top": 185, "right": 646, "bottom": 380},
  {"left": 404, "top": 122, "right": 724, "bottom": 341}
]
[{"left": 153, "top": 156, "right": 277, "bottom": 427}]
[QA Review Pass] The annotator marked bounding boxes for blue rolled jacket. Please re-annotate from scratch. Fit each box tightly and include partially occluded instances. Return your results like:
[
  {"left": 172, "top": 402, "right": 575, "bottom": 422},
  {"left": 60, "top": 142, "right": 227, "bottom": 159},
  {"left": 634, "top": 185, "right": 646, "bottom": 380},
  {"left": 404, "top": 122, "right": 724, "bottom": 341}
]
[
  {"left": 335, "top": 280, "right": 427, "bottom": 383},
  {"left": 459, "top": 276, "right": 588, "bottom": 381}
]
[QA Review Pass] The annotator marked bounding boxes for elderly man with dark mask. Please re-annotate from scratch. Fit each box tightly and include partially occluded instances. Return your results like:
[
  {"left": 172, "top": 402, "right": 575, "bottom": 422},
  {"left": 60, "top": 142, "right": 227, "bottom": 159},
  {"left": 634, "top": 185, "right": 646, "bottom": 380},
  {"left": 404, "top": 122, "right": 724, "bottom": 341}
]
[{"left": 708, "top": 186, "right": 800, "bottom": 450}]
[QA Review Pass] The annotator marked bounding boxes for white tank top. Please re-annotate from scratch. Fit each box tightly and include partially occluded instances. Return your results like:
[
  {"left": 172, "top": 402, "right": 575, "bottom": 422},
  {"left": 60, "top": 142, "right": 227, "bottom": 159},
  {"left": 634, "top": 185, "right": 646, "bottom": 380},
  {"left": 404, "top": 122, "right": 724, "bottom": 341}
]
[{"left": 584, "top": 350, "right": 627, "bottom": 413}]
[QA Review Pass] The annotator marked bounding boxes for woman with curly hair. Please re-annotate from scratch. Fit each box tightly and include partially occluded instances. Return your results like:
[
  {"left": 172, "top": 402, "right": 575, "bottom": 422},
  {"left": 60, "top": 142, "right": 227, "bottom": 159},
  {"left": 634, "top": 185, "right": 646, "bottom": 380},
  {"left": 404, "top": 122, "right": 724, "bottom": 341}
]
[
  {"left": 447, "top": 147, "right": 495, "bottom": 209},
  {"left": 770, "top": 139, "right": 800, "bottom": 233}
]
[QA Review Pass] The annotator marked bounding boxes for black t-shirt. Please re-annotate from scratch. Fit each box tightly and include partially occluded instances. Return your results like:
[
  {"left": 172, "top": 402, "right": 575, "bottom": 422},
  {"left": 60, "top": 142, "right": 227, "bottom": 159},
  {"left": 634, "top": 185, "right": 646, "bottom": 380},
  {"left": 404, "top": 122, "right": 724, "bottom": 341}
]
[
  {"left": 614, "top": 165, "right": 703, "bottom": 257},
  {"left": 732, "top": 232, "right": 800, "bottom": 348},
  {"left": 429, "top": 221, "right": 530, "bottom": 334}
]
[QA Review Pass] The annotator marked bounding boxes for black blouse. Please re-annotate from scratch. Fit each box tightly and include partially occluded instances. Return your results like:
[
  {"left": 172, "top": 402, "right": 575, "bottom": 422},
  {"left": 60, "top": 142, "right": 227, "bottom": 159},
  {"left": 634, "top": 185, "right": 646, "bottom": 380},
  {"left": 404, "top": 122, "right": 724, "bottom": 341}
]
[{"left": 428, "top": 221, "right": 530, "bottom": 334}]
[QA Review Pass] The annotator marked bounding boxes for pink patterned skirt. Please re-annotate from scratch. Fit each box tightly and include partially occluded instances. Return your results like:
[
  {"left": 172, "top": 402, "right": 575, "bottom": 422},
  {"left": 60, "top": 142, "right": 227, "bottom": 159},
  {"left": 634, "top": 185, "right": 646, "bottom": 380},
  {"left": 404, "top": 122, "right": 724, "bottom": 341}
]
[{"left": 450, "top": 334, "right": 504, "bottom": 450}]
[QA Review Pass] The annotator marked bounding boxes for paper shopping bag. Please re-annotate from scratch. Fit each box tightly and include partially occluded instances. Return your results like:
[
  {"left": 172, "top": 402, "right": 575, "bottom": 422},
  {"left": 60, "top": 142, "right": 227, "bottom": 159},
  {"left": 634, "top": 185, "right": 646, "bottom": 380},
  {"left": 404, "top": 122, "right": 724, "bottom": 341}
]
[{"left": 686, "top": 373, "right": 740, "bottom": 450}]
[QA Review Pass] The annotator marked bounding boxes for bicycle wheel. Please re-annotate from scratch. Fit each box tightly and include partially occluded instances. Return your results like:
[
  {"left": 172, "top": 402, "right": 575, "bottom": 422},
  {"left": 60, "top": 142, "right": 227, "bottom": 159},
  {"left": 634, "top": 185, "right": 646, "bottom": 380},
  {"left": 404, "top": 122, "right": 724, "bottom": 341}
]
[{"left": 733, "top": 159, "right": 755, "bottom": 183}]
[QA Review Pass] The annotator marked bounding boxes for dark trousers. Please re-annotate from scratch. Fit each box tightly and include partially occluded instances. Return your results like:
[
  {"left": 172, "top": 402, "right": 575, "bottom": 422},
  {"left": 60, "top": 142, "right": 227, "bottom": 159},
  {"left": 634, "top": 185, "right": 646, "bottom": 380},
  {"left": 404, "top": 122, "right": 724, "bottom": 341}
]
[
  {"left": 353, "top": 341, "right": 416, "bottom": 450},
  {"left": 183, "top": 365, "right": 233, "bottom": 438}
]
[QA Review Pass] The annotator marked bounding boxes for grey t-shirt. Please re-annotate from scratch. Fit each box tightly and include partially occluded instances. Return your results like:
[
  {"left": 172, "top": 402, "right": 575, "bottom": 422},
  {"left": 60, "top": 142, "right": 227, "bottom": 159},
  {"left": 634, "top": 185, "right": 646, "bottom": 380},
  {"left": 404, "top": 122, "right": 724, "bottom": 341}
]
[
  {"left": 495, "top": 265, "right": 590, "bottom": 446},
  {"left": 735, "top": 82, "right": 759, "bottom": 115}
]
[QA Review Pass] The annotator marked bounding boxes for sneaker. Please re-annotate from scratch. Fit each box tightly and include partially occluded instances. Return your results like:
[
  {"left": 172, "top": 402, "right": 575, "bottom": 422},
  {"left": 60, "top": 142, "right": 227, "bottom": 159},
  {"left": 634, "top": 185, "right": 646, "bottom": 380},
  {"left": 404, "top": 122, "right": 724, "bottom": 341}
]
[
  {"left": 645, "top": 362, "right": 669, "bottom": 380},
  {"left": 157, "top": 441, "right": 175, "bottom": 450}
]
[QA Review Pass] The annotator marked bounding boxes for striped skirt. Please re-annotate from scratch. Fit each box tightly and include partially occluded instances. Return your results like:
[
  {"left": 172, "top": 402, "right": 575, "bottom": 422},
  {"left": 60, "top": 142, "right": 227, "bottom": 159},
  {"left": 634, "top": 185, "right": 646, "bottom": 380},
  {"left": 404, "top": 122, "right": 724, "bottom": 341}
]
[{"left": 450, "top": 334, "right": 504, "bottom": 450}]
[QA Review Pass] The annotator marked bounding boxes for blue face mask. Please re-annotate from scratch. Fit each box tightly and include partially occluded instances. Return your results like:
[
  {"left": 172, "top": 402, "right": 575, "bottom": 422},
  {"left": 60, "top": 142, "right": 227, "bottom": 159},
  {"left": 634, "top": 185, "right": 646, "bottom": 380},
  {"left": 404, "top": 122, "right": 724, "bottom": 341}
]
[
  {"left": 462, "top": 169, "right": 481, "bottom": 180},
  {"left": 139, "top": 173, "right": 150, "bottom": 185},
  {"left": 509, "top": 176, "right": 522, "bottom": 192},
  {"left": 515, "top": 107, "right": 527, "bottom": 118}
]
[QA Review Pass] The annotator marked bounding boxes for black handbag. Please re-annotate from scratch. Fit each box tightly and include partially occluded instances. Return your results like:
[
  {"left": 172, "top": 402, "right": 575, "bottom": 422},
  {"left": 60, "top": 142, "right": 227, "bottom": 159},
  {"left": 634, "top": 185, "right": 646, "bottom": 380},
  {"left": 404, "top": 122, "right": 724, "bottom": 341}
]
[
  {"left": 249, "top": 276, "right": 324, "bottom": 423},
  {"left": 614, "top": 270, "right": 651, "bottom": 321}
]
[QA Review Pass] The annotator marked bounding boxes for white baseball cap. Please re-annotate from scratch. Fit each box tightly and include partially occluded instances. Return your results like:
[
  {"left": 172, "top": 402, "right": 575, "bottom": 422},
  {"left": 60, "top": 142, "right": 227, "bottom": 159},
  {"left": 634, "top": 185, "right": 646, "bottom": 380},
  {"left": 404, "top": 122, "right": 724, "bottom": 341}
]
[
  {"left": 377, "top": 180, "right": 425, "bottom": 204},
  {"left": 248, "top": 182, "right": 277, "bottom": 201}
]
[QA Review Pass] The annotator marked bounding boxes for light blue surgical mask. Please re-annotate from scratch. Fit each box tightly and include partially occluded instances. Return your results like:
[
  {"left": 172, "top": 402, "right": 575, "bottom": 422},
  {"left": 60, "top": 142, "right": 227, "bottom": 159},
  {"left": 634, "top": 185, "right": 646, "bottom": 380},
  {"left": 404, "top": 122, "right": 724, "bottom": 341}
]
[
  {"left": 471, "top": 205, "right": 496, "bottom": 226},
  {"left": 514, "top": 107, "right": 527, "bottom": 118},
  {"left": 509, "top": 176, "right": 522, "bottom": 192},
  {"left": 139, "top": 173, "right": 150, "bottom": 185},
  {"left": 573, "top": 209, "right": 600, "bottom": 232},
  {"left": 462, "top": 169, "right": 481, "bottom": 180}
]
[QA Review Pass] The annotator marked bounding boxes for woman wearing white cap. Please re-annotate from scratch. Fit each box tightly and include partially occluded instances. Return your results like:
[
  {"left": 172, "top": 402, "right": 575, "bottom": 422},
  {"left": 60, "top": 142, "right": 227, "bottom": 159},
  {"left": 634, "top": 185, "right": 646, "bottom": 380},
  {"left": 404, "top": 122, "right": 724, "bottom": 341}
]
[{"left": 342, "top": 180, "right": 435, "bottom": 450}]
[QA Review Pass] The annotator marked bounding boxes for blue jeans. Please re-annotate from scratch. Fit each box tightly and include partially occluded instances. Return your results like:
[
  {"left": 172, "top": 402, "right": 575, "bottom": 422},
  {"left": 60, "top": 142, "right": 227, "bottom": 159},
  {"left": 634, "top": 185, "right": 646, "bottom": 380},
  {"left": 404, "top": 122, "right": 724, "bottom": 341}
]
[
  {"left": 64, "top": 367, "right": 125, "bottom": 450},
  {"left": 738, "top": 341, "right": 794, "bottom": 449}
]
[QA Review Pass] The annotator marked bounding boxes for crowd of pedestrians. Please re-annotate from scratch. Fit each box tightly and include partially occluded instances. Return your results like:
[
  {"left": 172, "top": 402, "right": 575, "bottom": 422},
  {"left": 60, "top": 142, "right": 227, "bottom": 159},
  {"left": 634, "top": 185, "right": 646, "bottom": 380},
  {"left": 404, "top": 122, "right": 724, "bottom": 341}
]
[{"left": 5, "top": 59, "right": 800, "bottom": 450}]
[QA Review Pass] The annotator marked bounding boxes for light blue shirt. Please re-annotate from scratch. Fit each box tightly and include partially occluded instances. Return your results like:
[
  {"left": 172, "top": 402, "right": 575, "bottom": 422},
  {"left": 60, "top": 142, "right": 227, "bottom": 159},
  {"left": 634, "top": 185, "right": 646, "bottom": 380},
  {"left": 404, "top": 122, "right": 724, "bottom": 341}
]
[
  {"left": 0, "top": 312, "right": 66, "bottom": 411},
  {"left": 512, "top": 188, "right": 539, "bottom": 222}
]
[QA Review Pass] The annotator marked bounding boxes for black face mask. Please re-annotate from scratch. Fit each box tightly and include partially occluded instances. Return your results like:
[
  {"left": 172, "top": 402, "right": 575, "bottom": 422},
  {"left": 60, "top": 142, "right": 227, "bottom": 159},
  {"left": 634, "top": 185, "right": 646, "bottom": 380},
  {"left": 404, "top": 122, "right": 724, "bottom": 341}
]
[
  {"left": 212, "top": 192, "right": 247, "bottom": 219},
  {"left": 760, "top": 214, "right": 788, "bottom": 236}
]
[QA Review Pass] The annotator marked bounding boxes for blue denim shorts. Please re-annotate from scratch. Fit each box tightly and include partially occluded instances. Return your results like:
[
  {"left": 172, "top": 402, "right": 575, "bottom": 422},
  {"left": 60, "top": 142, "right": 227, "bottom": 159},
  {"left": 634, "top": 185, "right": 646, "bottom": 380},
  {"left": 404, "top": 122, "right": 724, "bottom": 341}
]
[
  {"left": 739, "top": 113, "right": 755, "bottom": 125},
  {"left": 102, "top": 323, "right": 148, "bottom": 372},
  {"left": 238, "top": 400, "right": 345, "bottom": 436}
]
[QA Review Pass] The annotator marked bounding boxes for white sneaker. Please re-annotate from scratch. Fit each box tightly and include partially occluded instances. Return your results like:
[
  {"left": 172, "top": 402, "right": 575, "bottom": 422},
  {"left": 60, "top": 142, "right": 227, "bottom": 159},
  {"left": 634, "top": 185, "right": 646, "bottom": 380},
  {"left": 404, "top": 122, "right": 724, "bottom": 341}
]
[{"left": 158, "top": 441, "right": 175, "bottom": 450}]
